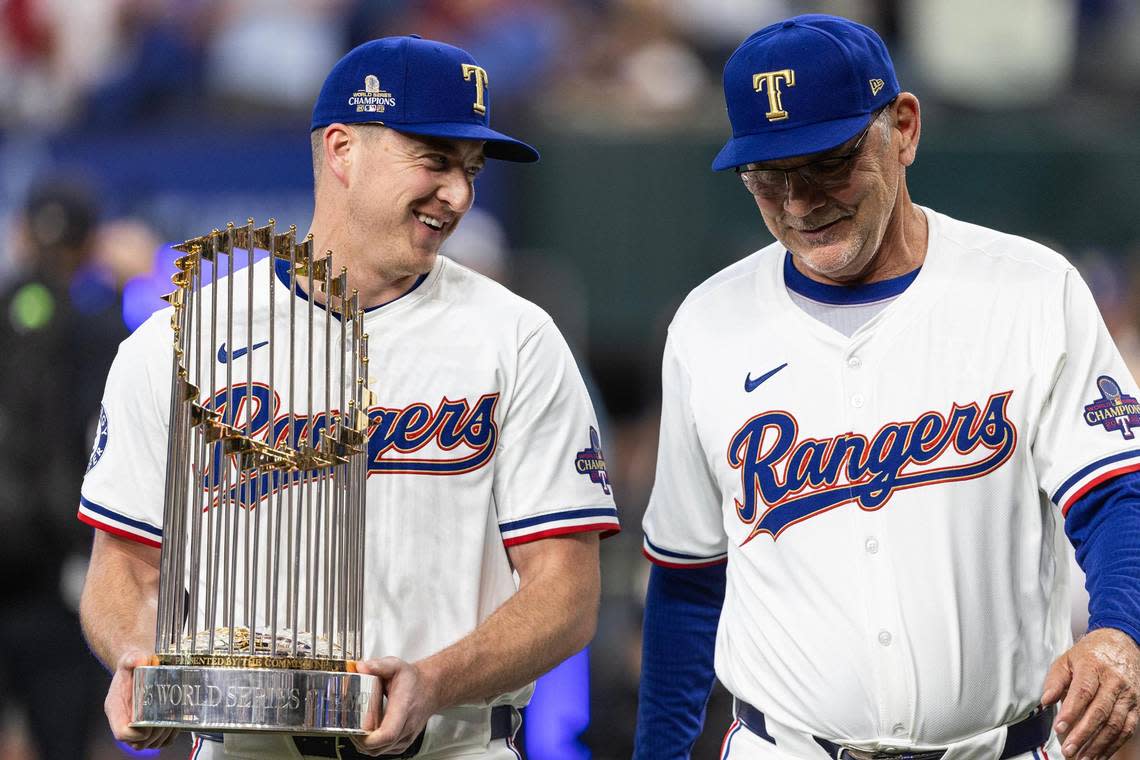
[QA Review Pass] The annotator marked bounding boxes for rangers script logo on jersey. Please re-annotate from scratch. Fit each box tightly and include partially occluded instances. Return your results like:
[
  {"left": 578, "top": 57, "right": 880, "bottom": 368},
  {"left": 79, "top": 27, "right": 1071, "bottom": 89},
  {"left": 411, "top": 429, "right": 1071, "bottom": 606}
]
[
  {"left": 729, "top": 390, "right": 1017, "bottom": 540},
  {"left": 202, "top": 384, "right": 499, "bottom": 508}
]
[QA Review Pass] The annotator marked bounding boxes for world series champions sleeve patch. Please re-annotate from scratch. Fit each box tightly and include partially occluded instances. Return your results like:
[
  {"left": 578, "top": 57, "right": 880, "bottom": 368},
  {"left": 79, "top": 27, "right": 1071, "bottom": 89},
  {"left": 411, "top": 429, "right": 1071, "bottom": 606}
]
[
  {"left": 1084, "top": 375, "right": 1140, "bottom": 440},
  {"left": 575, "top": 427, "right": 610, "bottom": 494}
]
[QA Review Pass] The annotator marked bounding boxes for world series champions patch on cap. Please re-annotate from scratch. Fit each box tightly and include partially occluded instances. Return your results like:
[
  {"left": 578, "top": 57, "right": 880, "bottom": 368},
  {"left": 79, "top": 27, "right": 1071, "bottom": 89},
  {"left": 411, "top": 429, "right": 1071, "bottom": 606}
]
[
  {"left": 713, "top": 14, "right": 900, "bottom": 170},
  {"left": 311, "top": 36, "right": 539, "bottom": 163},
  {"left": 1084, "top": 375, "right": 1140, "bottom": 439}
]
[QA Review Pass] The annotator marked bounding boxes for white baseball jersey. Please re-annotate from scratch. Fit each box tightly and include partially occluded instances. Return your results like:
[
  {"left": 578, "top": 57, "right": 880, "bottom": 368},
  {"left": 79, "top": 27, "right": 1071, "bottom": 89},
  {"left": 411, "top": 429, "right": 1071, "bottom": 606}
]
[
  {"left": 643, "top": 207, "right": 1140, "bottom": 747},
  {"left": 80, "top": 254, "right": 619, "bottom": 757}
]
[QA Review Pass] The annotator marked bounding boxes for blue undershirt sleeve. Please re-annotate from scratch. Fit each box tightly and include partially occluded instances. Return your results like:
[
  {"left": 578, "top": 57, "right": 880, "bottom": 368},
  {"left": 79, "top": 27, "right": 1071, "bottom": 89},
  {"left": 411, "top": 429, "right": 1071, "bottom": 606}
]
[
  {"left": 1063, "top": 470, "right": 1140, "bottom": 646},
  {"left": 633, "top": 562, "right": 727, "bottom": 760}
]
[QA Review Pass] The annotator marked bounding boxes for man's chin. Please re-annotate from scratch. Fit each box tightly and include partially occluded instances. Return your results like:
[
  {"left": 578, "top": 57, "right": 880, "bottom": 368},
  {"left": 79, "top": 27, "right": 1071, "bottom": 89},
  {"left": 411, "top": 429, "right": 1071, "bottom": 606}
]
[
  {"left": 372, "top": 250, "right": 436, "bottom": 282},
  {"left": 796, "top": 245, "right": 877, "bottom": 284},
  {"left": 785, "top": 237, "right": 852, "bottom": 271}
]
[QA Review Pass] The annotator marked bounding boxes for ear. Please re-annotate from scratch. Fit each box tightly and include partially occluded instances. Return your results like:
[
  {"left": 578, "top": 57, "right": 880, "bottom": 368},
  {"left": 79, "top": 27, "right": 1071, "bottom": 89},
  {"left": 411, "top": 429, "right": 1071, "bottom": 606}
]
[
  {"left": 892, "top": 93, "right": 921, "bottom": 168},
  {"left": 322, "top": 124, "right": 355, "bottom": 186}
]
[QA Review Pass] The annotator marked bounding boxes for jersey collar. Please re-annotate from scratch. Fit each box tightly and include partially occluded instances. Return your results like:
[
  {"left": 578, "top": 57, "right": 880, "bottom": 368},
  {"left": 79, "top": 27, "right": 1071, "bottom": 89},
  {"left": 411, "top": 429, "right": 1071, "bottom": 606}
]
[
  {"left": 783, "top": 251, "right": 920, "bottom": 305},
  {"left": 274, "top": 258, "right": 428, "bottom": 315}
]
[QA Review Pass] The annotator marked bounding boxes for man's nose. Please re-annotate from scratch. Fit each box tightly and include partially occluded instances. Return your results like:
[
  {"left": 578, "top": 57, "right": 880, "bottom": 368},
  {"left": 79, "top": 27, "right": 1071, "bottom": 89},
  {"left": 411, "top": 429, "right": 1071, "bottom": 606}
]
[
  {"left": 437, "top": 170, "right": 474, "bottom": 214},
  {"left": 782, "top": 172, "right": 826, "bottom": 217}
]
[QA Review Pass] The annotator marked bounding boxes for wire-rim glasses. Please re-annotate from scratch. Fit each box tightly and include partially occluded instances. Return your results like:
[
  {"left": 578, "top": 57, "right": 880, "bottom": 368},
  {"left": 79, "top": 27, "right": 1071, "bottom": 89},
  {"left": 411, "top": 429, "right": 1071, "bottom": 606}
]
[{"left": 735, "top": 105, "right": 891, "bottom": 198}]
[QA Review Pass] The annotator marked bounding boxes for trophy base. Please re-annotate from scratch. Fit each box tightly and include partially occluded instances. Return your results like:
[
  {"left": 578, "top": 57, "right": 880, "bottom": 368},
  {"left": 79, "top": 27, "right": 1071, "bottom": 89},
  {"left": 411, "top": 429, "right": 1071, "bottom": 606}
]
[{"left": 132, "top": 665, "right": 377, "bottom": 734}]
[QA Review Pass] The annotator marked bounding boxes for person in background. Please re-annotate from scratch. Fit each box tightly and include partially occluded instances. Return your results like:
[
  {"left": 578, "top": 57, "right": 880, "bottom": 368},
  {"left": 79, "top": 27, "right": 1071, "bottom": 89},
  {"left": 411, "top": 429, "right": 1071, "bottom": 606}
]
[{"left": 0, "top": 179, "right": 125, "bottom": 759}]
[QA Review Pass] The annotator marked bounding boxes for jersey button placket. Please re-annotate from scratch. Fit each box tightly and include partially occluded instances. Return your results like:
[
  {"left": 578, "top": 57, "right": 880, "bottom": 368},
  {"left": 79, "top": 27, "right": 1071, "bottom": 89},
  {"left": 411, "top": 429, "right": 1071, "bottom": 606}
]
[
  {"left": 845, "top": 347, "right": 908, "bottom": 737},
  {"left": 845, "top": 351, "right": 865, "bottom": 411},
  {"left": 873, "top": 533, "right": 920, "bottom": 739},
  {"left": 843, "top": 346, "right": 891, "bottom": 734}
]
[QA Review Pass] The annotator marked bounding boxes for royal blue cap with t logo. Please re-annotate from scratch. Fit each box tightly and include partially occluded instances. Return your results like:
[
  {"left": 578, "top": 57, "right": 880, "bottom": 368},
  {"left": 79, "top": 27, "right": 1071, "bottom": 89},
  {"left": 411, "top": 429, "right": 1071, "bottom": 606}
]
[
  {"left": 712, "top": 14, "right": 899, "bottom": 171},
  {"left": 311, "top": 36, "right": 539, "bottom": 163}
]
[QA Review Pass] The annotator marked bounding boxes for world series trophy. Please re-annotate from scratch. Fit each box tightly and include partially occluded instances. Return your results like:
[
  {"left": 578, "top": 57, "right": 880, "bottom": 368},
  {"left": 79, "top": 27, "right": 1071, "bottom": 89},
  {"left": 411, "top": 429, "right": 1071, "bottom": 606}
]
[{"left": 131, "top": 220, "right": 379, "bottom": 735}]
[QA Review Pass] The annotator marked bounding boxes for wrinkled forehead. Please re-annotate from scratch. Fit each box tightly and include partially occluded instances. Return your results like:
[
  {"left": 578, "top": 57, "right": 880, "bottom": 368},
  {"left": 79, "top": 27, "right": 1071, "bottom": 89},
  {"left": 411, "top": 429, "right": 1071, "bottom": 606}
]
[{"left": 391, "top": 129, "right": 487, "bottom": 164}]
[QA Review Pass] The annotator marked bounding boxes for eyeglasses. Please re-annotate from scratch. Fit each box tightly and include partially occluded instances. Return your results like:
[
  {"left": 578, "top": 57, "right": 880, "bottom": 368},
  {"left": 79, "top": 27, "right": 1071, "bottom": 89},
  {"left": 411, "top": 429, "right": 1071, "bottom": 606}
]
[{"left": 735, "top": 107, "right": 888, "bottom": 198}]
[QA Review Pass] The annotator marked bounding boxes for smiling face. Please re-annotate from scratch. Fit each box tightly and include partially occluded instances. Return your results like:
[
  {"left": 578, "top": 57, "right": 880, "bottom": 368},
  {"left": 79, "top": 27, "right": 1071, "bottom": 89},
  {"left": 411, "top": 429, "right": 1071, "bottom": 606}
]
[
  {"left": 746, "top": 97, "right": 921, "bottom": 284},
  {"left": 343, "top": 126, "right": 486, "bottom": 280}
]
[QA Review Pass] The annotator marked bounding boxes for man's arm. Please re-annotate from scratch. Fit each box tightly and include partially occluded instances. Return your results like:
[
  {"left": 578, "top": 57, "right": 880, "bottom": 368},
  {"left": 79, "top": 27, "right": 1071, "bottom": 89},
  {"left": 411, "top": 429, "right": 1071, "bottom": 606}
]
[
  {"left": 352, "top": 532, "right": 600, "bottom": 756},
  {"left": 79, "top": 530, "right": 177, "bottom": 750},
  {"left": 1042, "top": 472, "right": 1140, "bottom": 759},
  {"left": 634, "top": 563, "right": 726, "bottom": 760}
]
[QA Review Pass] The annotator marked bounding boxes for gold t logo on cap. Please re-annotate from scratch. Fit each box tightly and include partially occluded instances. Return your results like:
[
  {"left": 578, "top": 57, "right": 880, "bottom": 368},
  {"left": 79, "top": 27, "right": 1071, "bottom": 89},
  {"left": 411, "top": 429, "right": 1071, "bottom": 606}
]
[
  {"left": 753, "top": 69, "right": 795, "bottom": 121},
  {"left": 461, "top": 64, "right": 489, "bottom": 115}
]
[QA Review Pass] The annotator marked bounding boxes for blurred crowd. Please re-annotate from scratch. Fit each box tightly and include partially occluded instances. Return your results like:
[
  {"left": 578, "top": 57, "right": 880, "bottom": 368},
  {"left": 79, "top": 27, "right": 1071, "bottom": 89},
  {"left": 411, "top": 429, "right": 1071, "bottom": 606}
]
[
  {"left": 2, "top": 0, "right": 1140, "bottom": 135},
  {"left": 2, "top": 1, "right": 1140, "bottom": 759}
]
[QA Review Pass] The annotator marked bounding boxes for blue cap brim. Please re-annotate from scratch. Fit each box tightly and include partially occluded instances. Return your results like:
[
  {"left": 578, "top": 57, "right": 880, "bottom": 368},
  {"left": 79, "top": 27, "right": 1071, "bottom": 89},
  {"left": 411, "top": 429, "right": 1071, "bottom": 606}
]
[
  {"left": 711, "top": 112, "right": 872, "bottom": 171},
  {"left": 391, "top": 121, "right": 539, "bottom": 163}
]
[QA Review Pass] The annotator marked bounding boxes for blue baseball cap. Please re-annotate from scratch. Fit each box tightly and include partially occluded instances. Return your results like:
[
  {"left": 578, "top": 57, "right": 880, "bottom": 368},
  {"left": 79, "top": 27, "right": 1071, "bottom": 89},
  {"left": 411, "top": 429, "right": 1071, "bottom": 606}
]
[
  {"left": 712, "top": 14, "right": 899, "bottom": 171},
  {"left": 311, "top": 36, "right": 539, "bottom": 163}
]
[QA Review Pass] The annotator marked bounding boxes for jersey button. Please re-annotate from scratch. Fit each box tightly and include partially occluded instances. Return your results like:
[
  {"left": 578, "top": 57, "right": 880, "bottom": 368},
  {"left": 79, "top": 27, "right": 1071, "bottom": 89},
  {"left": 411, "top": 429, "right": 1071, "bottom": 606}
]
[
  {"left": 865, "top": 537, "right": 879, "bottom": 554},
  {"left": 852, "top": 394, "right": 865, "bottom": 408},
  {"left": 878, "top": 630, "right": 892, "bottom": 646},
  {"left": 892, "top": 724, "right": 907, "bottom": 737},
  {"left": 847, "top": 356, "right": 862, "bottom": 369}
]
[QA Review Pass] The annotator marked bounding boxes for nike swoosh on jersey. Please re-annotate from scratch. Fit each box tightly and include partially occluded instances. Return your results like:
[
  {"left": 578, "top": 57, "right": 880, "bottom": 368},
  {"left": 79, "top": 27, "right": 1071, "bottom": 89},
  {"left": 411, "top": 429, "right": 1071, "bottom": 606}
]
[
  {"left": 744, "top": 363, "right": 788, "bottom": 393},
  {"left": 218, "top": 341, "right": 269, "bottom": 364}
]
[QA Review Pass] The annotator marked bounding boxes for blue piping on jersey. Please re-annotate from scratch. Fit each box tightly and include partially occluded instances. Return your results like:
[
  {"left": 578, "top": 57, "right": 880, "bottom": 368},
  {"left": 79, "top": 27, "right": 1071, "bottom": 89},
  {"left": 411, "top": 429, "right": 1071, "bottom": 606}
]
[
  {"left": 499, "top": 506, "right": 618, "bottom": 532},
  {"left": 80, "top": 496, "right": 163, "bottom": 537},
  {"left": 273, "top": 258, "right": 427, "bottom": 315},
  {"left": 1052, "top": 449, "right": 1140, "bottom": 505},
  {"left": 783, "top": 251, "right": 920, "bottom": 305},
  {"left": 643, "top": 535, "right": 726, "bottom": 562},
  {"left": 720, "top": 722, "right": 743, "bottom": 760}
]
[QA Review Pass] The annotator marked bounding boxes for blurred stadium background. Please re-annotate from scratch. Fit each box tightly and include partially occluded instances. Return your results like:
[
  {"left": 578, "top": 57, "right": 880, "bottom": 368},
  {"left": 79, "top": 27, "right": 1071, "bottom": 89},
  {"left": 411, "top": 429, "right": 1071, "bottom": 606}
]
[{"left": 1, "top": 0, "right": 1138, "bottom": 758}]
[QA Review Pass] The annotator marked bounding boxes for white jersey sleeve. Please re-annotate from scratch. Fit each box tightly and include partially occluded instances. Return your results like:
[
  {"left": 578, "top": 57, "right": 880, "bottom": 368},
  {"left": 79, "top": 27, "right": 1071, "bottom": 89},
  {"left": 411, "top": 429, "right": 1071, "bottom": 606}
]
[
  {"left": 78, "top": 311, "right": 174, "bottom": 547},
  {"left": 1035, "top": 268, "right": 1140, "bottom": 515},
  {"left": 494, "top": 319, "right": 620, "bottom": 546},
  {"left": 641, "top": 328, "right": 727, "bottom": 567}
]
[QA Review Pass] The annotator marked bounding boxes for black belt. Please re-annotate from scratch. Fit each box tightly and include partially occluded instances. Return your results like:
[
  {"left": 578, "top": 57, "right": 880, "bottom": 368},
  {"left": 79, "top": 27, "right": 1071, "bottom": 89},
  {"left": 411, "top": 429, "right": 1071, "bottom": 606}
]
[
  {"left": 734, "top": 700, "right": 1054, "bottom": 760},
  {"left": 291, "top": 704, "right": 516, "bottom": 759}
]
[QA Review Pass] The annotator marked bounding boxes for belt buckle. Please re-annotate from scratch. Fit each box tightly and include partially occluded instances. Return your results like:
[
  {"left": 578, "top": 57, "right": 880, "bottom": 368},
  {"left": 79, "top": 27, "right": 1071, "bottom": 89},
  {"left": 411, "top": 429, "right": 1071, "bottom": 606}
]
[{"left": 845, "top": 749, "right": 944, "bottom": 760}]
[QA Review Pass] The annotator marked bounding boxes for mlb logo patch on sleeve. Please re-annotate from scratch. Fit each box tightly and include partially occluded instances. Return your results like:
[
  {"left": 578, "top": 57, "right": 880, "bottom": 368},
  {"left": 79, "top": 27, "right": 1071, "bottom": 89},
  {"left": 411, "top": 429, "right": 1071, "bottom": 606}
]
[
  {"left": 1084, "top": 375, "right": 1140, "bottom": 439},
  {"left": 87, "top": 405, "right": 109, "bottom": 473}
]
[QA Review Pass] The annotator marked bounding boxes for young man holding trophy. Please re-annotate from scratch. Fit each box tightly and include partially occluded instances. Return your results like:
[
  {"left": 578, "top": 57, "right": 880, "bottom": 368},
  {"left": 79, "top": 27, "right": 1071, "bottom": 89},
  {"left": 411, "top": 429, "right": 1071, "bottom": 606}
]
[{"left": 77, "top": 36, "right": 619, "bottom": 759}]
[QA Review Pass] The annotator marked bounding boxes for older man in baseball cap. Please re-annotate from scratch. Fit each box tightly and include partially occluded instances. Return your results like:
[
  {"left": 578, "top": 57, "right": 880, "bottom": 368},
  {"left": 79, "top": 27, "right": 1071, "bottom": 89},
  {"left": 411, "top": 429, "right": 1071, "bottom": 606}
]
[
  {"left": 81, "top": 35, "right": 618, "bottom": 760},
  {"left": 636, "top": 13, "right": 1140, "bottom": 760}
]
